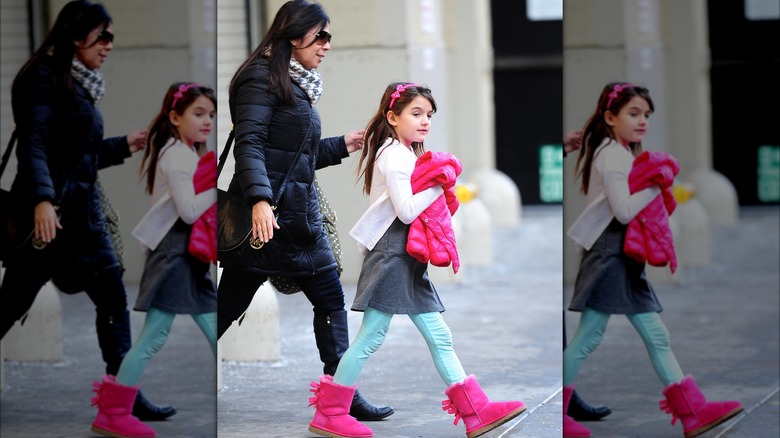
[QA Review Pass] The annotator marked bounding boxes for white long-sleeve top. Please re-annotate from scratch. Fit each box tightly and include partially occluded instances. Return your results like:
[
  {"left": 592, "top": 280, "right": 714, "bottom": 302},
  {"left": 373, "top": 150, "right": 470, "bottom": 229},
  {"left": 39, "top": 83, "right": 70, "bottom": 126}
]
[
  {"left": 567, "top": 138, "right": 661, "bottom": 251},
  {"left": 132, "top": 138, "right": 217, "bottom": 252},
  {"left": 350, "top": 138, "right": 444, "bottom": 253}
]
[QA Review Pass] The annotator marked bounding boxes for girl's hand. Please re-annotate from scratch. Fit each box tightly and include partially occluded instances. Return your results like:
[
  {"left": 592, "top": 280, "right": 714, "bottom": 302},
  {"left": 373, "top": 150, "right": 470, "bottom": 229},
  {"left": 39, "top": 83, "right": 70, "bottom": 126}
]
[
  {"left": 345, "top": 129, "right": 365, "bottom": 153},
  {"left": 34, "top": 200, "right": 62, "bottom": 243},
  {"left": 127, "top": 130, "right": 148, "bottom": 153},
  {"left": 251, "top": 199, "right": 280, "bottom": 243}
]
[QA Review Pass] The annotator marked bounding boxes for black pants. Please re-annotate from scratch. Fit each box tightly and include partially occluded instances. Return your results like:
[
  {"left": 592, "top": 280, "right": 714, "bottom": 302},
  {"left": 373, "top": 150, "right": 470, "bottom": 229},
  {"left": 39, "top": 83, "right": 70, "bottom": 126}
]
[
  {"left": 1, "top": 265, "right": 132, "bottom": 374},
  {"left": 217, "top": 267, "right": 346, "bottom": 339}
]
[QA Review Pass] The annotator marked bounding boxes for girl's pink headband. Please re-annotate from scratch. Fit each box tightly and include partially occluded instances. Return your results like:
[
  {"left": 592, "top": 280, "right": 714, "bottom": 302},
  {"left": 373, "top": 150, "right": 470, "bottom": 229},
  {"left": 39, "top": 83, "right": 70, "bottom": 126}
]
[
  {"left": 605, "top": 83, "right": 635, "bottom": 110},
  {"left": 172, "top": 83, "right": 200, "bottom": 109},
  {"left": 389, "top": 83, "right": 419, "bottom": 109}
]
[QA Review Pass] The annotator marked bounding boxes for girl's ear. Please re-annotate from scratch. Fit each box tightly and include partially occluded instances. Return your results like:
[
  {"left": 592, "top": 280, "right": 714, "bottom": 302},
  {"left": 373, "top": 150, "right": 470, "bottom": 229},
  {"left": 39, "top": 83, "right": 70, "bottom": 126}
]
[
  {"left": 169, "top": 110, "right": 181, "bottom": 127},
  {"left": 386, "top": 111, "right": 398, "bottom": 127},
  {"left": 603, "top": 110, "right": 616, "bottom": 127}
]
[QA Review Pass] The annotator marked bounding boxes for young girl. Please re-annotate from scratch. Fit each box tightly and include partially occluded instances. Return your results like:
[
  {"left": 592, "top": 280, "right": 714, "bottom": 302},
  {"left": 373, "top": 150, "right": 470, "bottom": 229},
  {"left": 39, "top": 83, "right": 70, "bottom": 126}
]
[
  {"left": 90, "top": 82, "right": 218, "bottom": 438},
  {"left": 306, "top": 83, "right": 525, "bottom": 438},
  {"left": 563, "top": 82, "right": 744, "bottom": 438}
]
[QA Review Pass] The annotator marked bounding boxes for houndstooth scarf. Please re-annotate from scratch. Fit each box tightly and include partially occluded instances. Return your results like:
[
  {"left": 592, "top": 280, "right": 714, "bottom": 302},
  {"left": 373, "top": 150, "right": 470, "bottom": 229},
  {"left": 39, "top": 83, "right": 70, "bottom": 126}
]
[
  {"left": 71, "top": 58, "right": 105, "bottom": 104},
  {"left": 288, "top": 58, "right": 322, "bottom": 106}
]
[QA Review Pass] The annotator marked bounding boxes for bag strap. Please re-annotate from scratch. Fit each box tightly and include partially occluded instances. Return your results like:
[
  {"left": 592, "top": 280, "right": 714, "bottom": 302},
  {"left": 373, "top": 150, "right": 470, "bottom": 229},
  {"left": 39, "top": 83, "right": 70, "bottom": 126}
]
[
  {"left": 217, "top": 129, "right": 234, "bottom": 177},
  {"left": 1, "top": 130, "right": 17, "bottom": 180},
  {"left": 218, "top": 118, "right": 312, "bottom": 207}
]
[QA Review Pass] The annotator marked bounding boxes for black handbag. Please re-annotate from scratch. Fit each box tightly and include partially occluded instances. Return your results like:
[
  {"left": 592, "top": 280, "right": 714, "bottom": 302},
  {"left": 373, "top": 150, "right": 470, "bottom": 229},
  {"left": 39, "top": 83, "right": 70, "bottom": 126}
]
[
  {"left": 1, "top": 130, "right": 79, "bottom": 263},
  {"left": 0, "top": 131, "right": 41, "bottom": 261},
  {"left": 217, "top": 125, "right": 309, "bottom": 269}
]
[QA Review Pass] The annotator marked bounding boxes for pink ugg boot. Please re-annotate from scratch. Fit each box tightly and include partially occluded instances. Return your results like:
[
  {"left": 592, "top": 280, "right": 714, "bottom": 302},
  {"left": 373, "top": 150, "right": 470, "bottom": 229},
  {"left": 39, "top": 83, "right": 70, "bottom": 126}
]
[
  {"left": 91, "top": 375, "right": 156, "bottom": 438},
  {"left": 441, "top": 374, "right": 526, "bottom": 438},
  {"left": 659, "top": 375, "right": 744, "bottom": 438},
  {"left": 308, "top": 375, "right": 374, "bottom": 438},
  {"left": 563, "top": 386, "right": 591, "bottom": 438}
]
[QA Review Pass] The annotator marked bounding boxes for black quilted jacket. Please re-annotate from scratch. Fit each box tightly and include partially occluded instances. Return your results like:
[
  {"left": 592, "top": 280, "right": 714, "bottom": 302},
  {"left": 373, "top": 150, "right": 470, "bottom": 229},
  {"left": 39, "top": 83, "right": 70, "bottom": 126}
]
[
  {"left": 226, "top": 57, "right": 349, "bottom": 276},
  {"left": 7, "top": 56, "right": 131, "bottom": 288}
]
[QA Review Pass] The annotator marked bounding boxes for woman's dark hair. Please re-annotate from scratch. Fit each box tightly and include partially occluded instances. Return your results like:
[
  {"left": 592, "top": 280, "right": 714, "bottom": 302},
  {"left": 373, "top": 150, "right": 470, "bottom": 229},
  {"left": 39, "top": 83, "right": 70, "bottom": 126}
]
[
  {"left": 140, "top": 82, "right": 217, "bottom": 194},
  {"left": 357, "top": 82, "right": 437, "bottom": 195},
  {"left": 12, "top": 0, "right": 112, "bottom": 99},
  {"left": 229, "top": 0, "right": 329, "bottom": 105},
  {"left": 574, "top": 82, "right": 654, "bottom": 194}
]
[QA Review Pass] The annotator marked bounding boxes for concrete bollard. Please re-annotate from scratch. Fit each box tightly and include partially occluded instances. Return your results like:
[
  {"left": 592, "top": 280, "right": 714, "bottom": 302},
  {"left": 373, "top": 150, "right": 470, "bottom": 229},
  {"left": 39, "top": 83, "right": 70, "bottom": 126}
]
[
  {"left": 674, "top": 197, "right": 710, "bottom": 266},
  {"left": 219, "top": 279, "right": 280, "bottom": 362},
  {"left": 689, "top": 168, "right": 739, "bottom": 227},
  {"left": 2, "top": 280, "right": 63, "bottom": 362},
  {"left": 456, "top": 198, "right": 493, "bottom": 267},
  {"left": 471, "top": 169, "right": 521, "bottom": 227},
  {"left": 1, "top": 336, "right": 5, "bottom": 390}
]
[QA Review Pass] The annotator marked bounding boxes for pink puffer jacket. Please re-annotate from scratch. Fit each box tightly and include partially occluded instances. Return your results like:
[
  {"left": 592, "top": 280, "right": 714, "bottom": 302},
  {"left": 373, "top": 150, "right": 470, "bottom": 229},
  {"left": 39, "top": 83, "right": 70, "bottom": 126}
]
[
  {"left": 624, "top": 150, "right": 680, "bottom": 273},
  {"left": 189, "top": 151, "right": 217, "bottom": 264},
  {"left": 406, "top": 151, "right": 462, "bottom": 273}
]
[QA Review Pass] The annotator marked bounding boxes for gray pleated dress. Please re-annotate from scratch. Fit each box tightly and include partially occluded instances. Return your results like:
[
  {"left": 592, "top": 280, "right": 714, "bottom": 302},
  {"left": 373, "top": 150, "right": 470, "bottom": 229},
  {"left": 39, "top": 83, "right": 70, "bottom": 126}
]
[
  {"left": 352, "top": 218, "right": 445, "bottom": 314},
  {"left": 135, "top": 219, "right": 217, "bottom": 315},
  {"left": 569, "top": 218, "right": 662, "bottom": 314}
]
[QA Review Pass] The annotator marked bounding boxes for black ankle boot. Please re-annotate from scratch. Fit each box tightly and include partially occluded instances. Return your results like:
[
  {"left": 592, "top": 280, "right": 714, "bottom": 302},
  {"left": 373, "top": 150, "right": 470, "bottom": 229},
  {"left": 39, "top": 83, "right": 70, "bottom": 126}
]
[
  {"left": 352, "top": 389, "right": 394, "bottom": 421},
  {"left": 133, "top": 388, "right": 177, "bottom": 421},
  {"left": 567, "top": 389, "right": 611, "bottom": 421},
  {"left": 313, "top": 310, "right": 394, "bottom": 421}
]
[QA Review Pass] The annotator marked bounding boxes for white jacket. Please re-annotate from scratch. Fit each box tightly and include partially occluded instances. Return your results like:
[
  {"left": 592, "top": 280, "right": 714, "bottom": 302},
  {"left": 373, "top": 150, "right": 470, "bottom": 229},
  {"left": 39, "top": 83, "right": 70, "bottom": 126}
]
[
  {"left": 567, "top": 138, "right": 660, "bottom": 251},
  {"left": 350, "top": 138, "right": 442, "bottom": 254},
  {"left": 132, "top": 139, "right": 216, "bottom": 252}
]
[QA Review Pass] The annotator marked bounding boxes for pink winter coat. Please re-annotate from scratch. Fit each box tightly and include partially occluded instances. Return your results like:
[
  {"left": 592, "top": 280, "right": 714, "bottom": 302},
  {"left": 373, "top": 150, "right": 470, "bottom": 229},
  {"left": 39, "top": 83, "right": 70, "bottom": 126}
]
[
  {"left": 406, "top": 151, "right": 463, "bottom": 273},
  {"left": 189, "top": 151, "right": 217, "bottom": 264},
  {"left": 623, "top": 150, "right": 680, "bottom": 273}
]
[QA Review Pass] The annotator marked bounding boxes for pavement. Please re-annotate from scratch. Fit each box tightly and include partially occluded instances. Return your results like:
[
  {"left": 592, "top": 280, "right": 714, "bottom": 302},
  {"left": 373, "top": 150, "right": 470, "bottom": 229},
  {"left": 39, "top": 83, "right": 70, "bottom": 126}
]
[
  {"left": 563, "top": 206, "right": 780, "bottom": 438},
  {"left": 217, "top": 205, "right": 565, "bottom": 438},
  {"left": 1, "top": 204, "right": 778, "bottom": 438}
]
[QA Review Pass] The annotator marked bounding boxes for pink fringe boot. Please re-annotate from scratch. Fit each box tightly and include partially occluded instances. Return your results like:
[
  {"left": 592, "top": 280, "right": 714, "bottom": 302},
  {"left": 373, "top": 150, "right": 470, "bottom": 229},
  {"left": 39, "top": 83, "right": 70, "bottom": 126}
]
[
  {"left": 308, "top": 375, "right": 374, "bottom": 438},
  {"left": 442, "top": 374, "right": 526, "bottom": 438}
]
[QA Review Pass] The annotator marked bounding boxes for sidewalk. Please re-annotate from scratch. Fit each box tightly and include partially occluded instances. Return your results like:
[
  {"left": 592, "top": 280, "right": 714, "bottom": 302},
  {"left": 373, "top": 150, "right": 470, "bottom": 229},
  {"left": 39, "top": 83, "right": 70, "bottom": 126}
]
[
  {"left": 217, "top": 205, "right": 565, "bottom": 438},
  {"left": 0, "top": 282, "right": 217, "bottom": 437},
  {"left": 563, "top": 206, "right": 780, "bottom": 438}
]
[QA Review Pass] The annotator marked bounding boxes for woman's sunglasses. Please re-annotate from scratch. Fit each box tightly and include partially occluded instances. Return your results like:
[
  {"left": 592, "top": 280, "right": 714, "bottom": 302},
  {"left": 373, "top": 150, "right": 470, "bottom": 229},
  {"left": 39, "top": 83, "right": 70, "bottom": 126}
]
[
  {"left": 314, "top": 30, "right": 332, "bottom": 45},
  {"left": 97, "top": 29, "right": 114, "bottom": 44}
]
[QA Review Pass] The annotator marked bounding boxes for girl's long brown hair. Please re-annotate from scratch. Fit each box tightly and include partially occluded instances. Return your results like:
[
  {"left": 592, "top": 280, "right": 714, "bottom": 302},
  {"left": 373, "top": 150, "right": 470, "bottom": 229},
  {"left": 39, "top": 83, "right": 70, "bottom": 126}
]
[
  {"left": 574, "top": 82, "right": 654, "bottom": 194},
  {"left": 357, "top": 82, "right": 437, "bottom": 195},
  {"left": 139, "top": 82, "right": 216, "bottom": 194}
]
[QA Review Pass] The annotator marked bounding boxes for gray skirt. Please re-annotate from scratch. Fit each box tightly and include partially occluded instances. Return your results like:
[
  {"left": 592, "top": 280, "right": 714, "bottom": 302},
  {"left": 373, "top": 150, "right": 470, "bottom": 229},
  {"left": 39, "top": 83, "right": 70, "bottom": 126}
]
[
  {"left": 135, "top": 219, "right": 217, "bottom": 315},
  {"left": 352, "top": 218, "right": 445, "bottom": 314},
  {"left": 569, "top": 218, "right": 662, "bottom": 314}
]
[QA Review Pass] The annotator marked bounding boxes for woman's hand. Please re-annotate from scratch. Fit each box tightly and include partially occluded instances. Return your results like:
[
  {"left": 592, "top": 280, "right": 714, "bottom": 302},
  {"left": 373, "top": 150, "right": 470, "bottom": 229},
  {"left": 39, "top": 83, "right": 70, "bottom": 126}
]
[
  {"left": 127, "top": 129, "right": 148, "bottom": 153},
  {"left": 34, "top": 200, "right": 62, "bottom": 243},
  {"left": 251, "top": 199, "right": 280, "bottom": 244},
  {"left": 345, "top": 129, "right": 365, "bottom": 154},
  {"left": 564, "top": 130, "right": 582, "bottom": 155}
]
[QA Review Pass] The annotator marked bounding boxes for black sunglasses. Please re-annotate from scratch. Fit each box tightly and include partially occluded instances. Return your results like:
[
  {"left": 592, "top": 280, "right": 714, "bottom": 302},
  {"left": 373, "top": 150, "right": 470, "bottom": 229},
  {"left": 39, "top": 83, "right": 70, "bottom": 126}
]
[
  {"left": 314, "top": 30, "right": 332, "bottom": 45},
  {"left": 97, "top": 29, "right": 114, "bottom": 44}
]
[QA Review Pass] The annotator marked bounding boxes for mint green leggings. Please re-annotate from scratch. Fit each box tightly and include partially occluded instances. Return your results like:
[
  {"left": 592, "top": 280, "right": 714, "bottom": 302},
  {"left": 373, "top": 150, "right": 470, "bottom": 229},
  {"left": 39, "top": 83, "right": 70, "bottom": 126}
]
[
  {"left": 116, "top": 308, "right": 217, "bottom": 386},
  {"left": 563, "top": 307, "right": 685, "bottom": 387},
  {"left": 333, "top": 307, "right": 467, "bottom": 387}
]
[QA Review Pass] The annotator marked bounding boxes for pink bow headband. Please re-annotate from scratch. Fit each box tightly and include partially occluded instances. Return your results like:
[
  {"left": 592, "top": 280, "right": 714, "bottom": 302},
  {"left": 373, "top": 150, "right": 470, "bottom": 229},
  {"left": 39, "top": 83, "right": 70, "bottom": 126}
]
[
  {"left": 172, "top": 83, "right": 200, "bottom": 109},
  {"left": 605, "top": 83, "right": 635, "bottom": 110},
  {"left": 389, "top": 83, "right": 419, "bottom": 109}
]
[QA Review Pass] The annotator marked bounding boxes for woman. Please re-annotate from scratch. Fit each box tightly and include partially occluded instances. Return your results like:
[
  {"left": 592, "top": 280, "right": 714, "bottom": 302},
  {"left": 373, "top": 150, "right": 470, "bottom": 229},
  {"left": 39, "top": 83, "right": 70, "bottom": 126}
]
[
  {"left": 0, "top": 0, "right": 174, "bottom": 421},
  {"left": 218, "top": 0, "right": 392, "bottom": 421}
]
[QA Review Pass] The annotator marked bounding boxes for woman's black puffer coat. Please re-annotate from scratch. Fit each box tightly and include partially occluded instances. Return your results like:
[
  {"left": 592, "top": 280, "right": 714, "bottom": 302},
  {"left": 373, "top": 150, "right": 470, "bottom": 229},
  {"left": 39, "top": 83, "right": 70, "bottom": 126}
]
[
  {"left": 7, "top": 57, "right": 131, "bottom": 292},
  {"left": 226, "top": 57, "right": 348, "bottom": 276}
]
